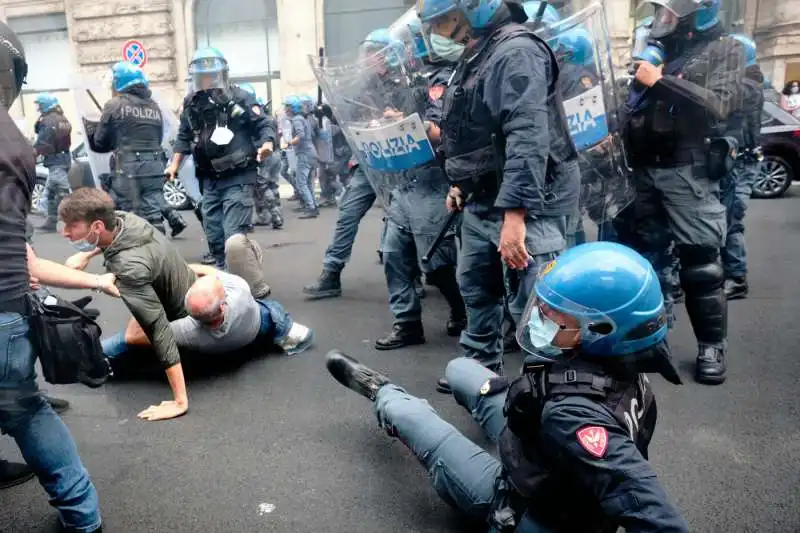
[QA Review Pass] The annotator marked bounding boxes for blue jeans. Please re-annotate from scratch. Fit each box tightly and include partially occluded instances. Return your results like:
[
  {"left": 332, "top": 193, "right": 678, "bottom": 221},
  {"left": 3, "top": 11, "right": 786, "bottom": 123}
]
[
  {"left": 102, "top": 299, "right": 292, "bottom": 360},
  {"left": 721, "top": 161, "right": 756, "bottom": 279},
  {"left": 458, "top": 209, "right": 566, "bottom": 370},
  {"left": 0, "top": 312, "right": 101, "bottom": 532},
  {"left": 321, "top": 166, "right": 377, "bottom": 273},
  {"left": 202, "top": 179, "right": 257, "bottom": 268},
  {"left": 373, "top": 358, "right": 504, "bottom": 521},
  {"left": 294, "top": 152, "right": 318, "bottom": 210}
]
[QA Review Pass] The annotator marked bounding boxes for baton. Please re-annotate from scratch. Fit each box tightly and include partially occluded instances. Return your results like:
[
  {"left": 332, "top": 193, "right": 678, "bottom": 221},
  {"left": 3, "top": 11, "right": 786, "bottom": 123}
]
[
  {"left": 531, "top": 1, "right": 549, "bottom": 30},
  {"left": 317, "top": 47, "right": 325, "bottom": 128},
  {"left": 421, "top": 193, "right": 472, "bottom": 264},
  {"left": 85, "top": 89, "right": 103, "bottom": 112}
]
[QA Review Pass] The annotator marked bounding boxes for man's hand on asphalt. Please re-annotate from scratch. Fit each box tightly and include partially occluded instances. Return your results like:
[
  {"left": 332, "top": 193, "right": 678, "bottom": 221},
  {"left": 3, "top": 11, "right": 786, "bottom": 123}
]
[{"left": 137, "top": 400, "right": 188, "bottom": 421}]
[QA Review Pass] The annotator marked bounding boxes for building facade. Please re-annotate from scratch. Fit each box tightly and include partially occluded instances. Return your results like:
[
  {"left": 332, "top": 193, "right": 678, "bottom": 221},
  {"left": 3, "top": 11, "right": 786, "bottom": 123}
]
[{"left": 1, "top": 0, "right": 797, "bottom": 142}]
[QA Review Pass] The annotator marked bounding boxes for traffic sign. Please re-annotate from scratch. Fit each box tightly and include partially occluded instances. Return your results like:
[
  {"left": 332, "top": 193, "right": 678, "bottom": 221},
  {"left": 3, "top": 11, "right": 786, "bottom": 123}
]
[{"left": 122, "top": 40, "right": 148, "bottom": 67}]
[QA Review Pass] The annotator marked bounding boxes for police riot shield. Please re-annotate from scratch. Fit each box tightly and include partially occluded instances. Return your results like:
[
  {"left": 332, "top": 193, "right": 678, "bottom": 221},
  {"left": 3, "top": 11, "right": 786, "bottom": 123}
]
[
  {"left": 309, "top": 39, "right": 437, "bottom": 208},
  {"left": 531, "top": 1, "right": 635, "bottom": 226}
]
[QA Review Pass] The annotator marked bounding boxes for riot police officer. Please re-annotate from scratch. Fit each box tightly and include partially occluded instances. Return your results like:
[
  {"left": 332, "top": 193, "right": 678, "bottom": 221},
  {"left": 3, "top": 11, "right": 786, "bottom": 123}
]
[
  {"left": 283, "top": 95, "right": 319, "bottom": 218},
  {"left": 624, "top": 0, "right": 745, "bottom": 384},
  {"left": 167, "top": 47, "right": 276, "bottom": 269},
  {"left": 33, "top": 93, "right": 72, "bottom": 232},
  {"left": 326, "top": 242, "right": 689, "bottom": 532},
  {"left": 418, "top": 0, "right": 580, "bottom": 392},
  {"left": 374, "top": 17, "right": 466, "bottom": 349},
  {"left": 238, "top": 83, "right": 284, "bottom": 229},
  {"left": 84, "top": 62, "right": 176, "bottom": 235},
  {"left": 721, "top": 34, "right": 764, "bottom": 300}
]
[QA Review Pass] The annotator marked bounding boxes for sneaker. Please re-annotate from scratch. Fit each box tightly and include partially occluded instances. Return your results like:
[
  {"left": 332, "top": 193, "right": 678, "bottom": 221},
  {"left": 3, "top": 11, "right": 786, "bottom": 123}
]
[{"left": 277, "top": 322, "right": 314, "bottom": 356}]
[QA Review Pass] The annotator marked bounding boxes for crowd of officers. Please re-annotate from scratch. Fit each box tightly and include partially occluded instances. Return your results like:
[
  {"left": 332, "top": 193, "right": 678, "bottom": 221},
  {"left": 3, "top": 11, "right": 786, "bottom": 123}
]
[{"left": 0, "top": 0, "right": 772, "bottom": 530}]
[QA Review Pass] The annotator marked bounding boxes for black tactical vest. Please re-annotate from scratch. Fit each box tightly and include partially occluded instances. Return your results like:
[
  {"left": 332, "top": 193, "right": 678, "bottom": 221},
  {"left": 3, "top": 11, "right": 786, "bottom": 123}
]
[
  {"left": 498, "top": 362, "right": 656, "bottom": 531},
  {"left": 36, "top": 111, "right": 72, "bottom": 168},
  {"left": 440, "top": 23, "right": 577, "bottom": 201},
  {"left": 185, "top": 87, "right": 257, "bottom": 178}
]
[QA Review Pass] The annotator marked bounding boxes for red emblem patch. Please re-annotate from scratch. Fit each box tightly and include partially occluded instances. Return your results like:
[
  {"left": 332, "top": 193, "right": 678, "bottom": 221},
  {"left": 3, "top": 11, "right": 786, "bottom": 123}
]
[
  {"left": 428, "top": 85, "right": 445, "bottom": 102},
  {"left": 576, "top": 426, "right": 608, "bottom": 458}
]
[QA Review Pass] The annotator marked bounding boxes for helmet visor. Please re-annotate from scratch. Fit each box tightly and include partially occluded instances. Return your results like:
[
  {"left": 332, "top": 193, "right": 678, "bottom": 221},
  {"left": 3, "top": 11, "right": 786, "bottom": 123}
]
[
  {"left": 191, "top": 70, "right": 228, "bottom": 92},
  {"left": 517, "top": 266, "right": 615, "bottom": 361},
  {"left": 650, "top": 5, "right": 679, "bottom": 38}
]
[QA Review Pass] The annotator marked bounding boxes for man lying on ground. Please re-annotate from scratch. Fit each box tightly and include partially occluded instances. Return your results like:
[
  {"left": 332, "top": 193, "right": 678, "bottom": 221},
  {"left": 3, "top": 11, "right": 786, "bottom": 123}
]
[{"left": 57, "top": 188, "right": 313, "bottom": 422}]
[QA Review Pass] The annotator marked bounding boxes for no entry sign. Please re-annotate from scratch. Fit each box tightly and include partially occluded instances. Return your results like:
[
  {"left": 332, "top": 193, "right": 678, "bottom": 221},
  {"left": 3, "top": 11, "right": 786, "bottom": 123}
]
[{"left": 122, "top": 39, "right": 148, "bottom": 67}]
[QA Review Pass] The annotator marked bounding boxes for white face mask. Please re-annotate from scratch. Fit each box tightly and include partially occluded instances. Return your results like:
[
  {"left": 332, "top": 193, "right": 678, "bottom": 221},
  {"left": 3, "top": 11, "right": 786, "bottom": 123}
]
[
  {"left": 430, "top": 33, "right": 466, "bottom": 62},
  {"left": 527, "top": 309, "right": 563, "bottom": 357}
]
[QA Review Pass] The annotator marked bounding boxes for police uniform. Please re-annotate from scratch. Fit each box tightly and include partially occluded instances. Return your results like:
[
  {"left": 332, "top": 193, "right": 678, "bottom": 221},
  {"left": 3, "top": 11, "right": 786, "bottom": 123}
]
[
  {"left": 377, "top": 62, "right": 466, "bottom": 349},
  {"left": 720, "top": 58, "right": 764, "bottom": 299},
  {"left": 88, "top": 84, "right": 169, "bottom": 232},
  {"left": 289, "top": 107, "right": 319, "bottom": 216},
  {"left": 175, "top": 86, "right": 276, "bottom": 268},
  {"left": 624, "top": 17, "right": 745, "bottom": 384},
  {"left": 439, "top": 5, "right": 580, "bottom": 378},
  {"left": 34, "top": 108, "right": 72, "bottom": 230}
]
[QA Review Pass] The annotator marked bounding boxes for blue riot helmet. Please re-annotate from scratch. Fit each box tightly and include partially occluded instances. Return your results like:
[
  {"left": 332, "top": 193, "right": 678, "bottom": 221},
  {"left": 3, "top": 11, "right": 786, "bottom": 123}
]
[
  {"left": 731, "top": 34, "right": 757, "bottom": 67},
  {"left": 299, "top": 95, "right": 314, "bottom": 115},
  {"left": 522, "top": 1, "right": 561, "bottom": 26},
  {"left": 189, "top": 47, "right": 229, "bottom": 92},
  {"left": 238, "top": 82, "right": 257, "bottom": 97},
  {"left": 517, "top": 242, "right": 668, "bottom": 362},
  {"left": 282, "top": 95, "right": 303, "bottom": 115},
  {"left": 417, "top": 0, "right": 503, "bottom": 29},
  {"left": 646, "top": 0, "right": 720, "bottom": 40},
  {"left": 406, "top": 17, "right": 429, "bottom": 59},
  {"left": 34, "top": 92, "right": 59, "bottom": 113},
  {"left": 111, "top": 61, "right": 148, "bottom": 93},
  {"left": 551, "top": 27, "right": 594, "bottom": 67},
  {"left": 361, "top": 28, "right": 406, "bottom": 69}
]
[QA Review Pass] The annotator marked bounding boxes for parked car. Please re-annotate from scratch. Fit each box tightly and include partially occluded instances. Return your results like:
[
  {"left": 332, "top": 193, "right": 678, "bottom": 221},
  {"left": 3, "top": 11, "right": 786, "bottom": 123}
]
[
  {"left": 752, "top": 92, "right": 800, "bottom": 199},
  {"left": 36, "top": 142, "right": 193, "bottom": 210}
]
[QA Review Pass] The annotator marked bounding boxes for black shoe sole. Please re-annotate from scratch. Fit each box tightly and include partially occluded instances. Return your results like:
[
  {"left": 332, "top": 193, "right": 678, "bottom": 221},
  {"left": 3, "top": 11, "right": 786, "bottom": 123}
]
[
  {"left": 725, "top": 290, "right": 749, "bottom": 301},
  {"left": 436, "top": 381, "right": 452, "bottom": 394},
  {"left": 303, "top": 289, "right": 342, "bottom": 300},
  {"left": 171, "top": 226, "right": 187, "bottom": 238},
  {"left": 374, "top": 337, "right": 426, "bottom": 351},
  {"left": 326, "top": 350, "right": 389, "bottom": 400},
  {"left": 0, "top": 471, "right": 35, "bottom": 489},
  {"left": 695, "top": 371, "right": 727, "bottom": 385}
]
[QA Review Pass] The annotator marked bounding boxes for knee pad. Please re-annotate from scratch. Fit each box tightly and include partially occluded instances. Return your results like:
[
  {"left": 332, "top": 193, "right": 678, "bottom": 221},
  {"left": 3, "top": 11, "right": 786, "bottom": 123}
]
[
  {"left": 677, "top": 245, "right": 719, "bottom": 269},
  {"left": 678, "top": 248, "right": 726, "bottom": 343},
  {"left": 679, "top": 259, "right": 724, "bottom": 293}
]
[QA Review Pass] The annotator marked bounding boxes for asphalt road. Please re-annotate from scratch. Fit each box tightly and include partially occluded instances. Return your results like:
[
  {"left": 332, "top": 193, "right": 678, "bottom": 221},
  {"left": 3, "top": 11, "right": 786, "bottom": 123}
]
[{"left": 2, "top": 190, "right": 799, "bottom": 533}]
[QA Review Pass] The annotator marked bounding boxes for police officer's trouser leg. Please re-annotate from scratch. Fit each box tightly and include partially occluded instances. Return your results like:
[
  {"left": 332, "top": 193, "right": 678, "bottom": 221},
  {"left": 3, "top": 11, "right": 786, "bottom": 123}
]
[
  {"left": 457, "top": 210, "right": 565, "bottom": 371},
  {"left": 265, "top": 182, "right": 284, "bottom": 228},
  {"left": 294, "top": 154, "right": 317, "bottom": 211},
  {"left": 374, "top": 384, "right": 502, "bottom": 520},
  {"left": 445, "top": 358, "right": 506, "bottom": 442},
  {"left": 720, "top": 162, "right": 755, "bottom": 299},
  {"left": 376, "top": 220, "right": 425, "bottom": 350},
  {"left": 254, "top": 171, "right": 271, "bottom": 225},
  {"left": 202, "top": 182, "right": 255, "bottom": 269},
  {"left": 43, "top": 167, "right": 70, "bottom": 229},
  {"left": 137, "top": 175, "right": 168, "bottom": 234},
  {"left": 634, "top": 166, "right": 728, "bottom": 383},
  {"left": 418, "top": 232, "right": 465, "bottom": 337},
  {"left": 321, "top": 166, "right": 377, "bottom": 274}
]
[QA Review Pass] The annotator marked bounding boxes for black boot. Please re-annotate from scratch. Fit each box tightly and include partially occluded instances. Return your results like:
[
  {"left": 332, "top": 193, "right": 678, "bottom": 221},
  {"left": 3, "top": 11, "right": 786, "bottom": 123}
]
[
  {"left": 375, "top": 321, "right": 425, "bottom": 350},
  {"left": 326, "top": 350, "right": 390, "bottom": 401},
  {"left": 696, "top": 344, "right": 727, "bottom": 384},
  {"left": 503, "top": 326, "right": 520, "bottom": 353},
  {"left": 44, "top": 396, "right": 70, "bottom": 413},
  {"left": 200, "top": 251, "right": 216, "bottom": 265},
  {"left": 303, "top": 269, "right": 342, "bottom": 300},
  {"left": 38, "top": 221, "right": 58, "bottom": 233},
  {"left": 162, "top": 208, "right": 187, "bottom": 238},
  {"left": 427, "top": 267, "right": 466, "bottom": 337},
  {"left": 724, "top": 277, "right": 748, "bottom": 300},
  {"left": 0, "top": 460, "right": 34, "bottom": 489}
]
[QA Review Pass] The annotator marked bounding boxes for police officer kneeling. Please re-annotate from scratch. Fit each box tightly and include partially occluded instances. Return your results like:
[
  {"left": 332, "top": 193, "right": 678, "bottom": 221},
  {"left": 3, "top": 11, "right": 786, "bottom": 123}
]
[{"left": 326, "top": 242, "right": 689, "bottom": 532}]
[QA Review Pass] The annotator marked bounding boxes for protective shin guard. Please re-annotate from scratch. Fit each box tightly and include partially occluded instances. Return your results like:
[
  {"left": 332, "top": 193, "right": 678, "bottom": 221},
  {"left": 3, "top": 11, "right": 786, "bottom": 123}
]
[{"left": 679, "top": 251, "right": 727, "bottom": 344}]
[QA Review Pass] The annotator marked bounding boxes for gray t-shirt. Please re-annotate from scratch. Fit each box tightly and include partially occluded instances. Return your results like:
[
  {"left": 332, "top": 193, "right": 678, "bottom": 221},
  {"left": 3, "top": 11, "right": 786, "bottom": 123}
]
[{"left": 170, "top": 272, "right": 261, "bottom": 354}]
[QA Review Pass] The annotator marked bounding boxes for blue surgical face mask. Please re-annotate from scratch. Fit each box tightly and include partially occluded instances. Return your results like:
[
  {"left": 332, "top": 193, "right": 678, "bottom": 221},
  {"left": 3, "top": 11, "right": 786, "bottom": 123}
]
[
  {"left": 71, "top": 227, "right": 99, "bottom": 253},
  {"left": 527, "top": 310, "right": 563, "bottom": 358},
  {"left": 430, "top": 33, "right": 466, "bottom": 62}
]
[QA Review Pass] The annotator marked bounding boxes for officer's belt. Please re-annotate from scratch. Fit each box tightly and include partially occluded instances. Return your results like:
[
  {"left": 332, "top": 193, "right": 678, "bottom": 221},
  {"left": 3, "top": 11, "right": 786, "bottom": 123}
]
[{"left": 116, "top": 151, "right": 164, "bottom": 162}]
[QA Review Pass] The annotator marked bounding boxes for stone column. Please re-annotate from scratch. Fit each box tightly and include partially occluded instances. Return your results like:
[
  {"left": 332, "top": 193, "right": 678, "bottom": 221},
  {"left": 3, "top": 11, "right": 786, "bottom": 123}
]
[
  {"left": 604, "top": 0, "right": 635, "bottom": 71},
  {"left": 753, "top": 0, "right": 800, "bottom": 89},
  {"left": 275, "top": 0, "right": 321, "bottom": 100}
]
